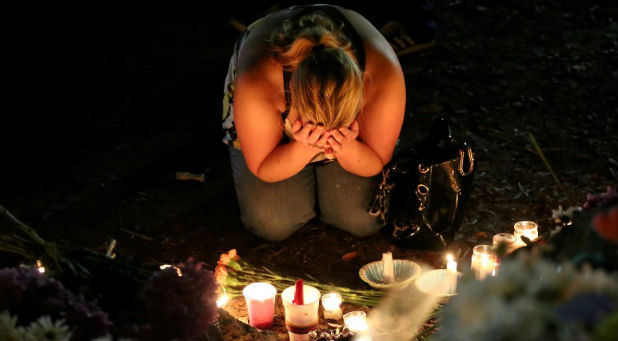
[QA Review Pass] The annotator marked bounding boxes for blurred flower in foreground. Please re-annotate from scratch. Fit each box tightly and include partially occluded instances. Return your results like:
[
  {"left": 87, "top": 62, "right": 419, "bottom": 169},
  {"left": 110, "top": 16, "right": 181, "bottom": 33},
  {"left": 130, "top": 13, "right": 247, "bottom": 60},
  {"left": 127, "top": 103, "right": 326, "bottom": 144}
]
[
  {"left": 0, "top": 268, "right": 111, "bottom": 341},
  {"left": 433, "top": 251, "right": 618, "bottom": 341},
  {"left": 24, "top": 315, "right": 71, "bottom": 341},
  {"left": 0, "top": 311, "right": 26, "bottom": 340},
  {"left": 138, "top": 257, "right": 218, "bottom": 341},
  {"left": 593, "top": 207, "right": 618, "bottom": 243},
  {"left": 0, "top": 312, "right": 72, "bottom": 341}
]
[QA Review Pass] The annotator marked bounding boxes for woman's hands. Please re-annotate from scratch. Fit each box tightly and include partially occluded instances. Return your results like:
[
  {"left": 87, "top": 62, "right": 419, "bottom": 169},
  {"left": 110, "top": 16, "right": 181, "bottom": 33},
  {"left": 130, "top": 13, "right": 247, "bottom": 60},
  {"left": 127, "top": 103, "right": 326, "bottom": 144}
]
[
  {"left": 290, "top": 119, "right": 360, "bottom": 160},
  {"left": 290, "top": 118, "right": 331, "bottom": 152},
  {"left": 325, "top": 120, "right": 360, "bottom": 154}
]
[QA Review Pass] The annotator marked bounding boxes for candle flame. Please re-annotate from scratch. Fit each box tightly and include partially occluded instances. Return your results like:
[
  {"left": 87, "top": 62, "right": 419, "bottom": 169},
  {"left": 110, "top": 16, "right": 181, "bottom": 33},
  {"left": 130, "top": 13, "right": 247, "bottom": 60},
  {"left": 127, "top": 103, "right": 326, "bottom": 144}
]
[
  {"left": 36, "top": 260, "right": 45, "bottom": 274},
  {"left": 216, "top": 294, "right": 229, "bottom": 308},
  {"left": 446, "top": 254, "right": 454, "bottom": 262}
]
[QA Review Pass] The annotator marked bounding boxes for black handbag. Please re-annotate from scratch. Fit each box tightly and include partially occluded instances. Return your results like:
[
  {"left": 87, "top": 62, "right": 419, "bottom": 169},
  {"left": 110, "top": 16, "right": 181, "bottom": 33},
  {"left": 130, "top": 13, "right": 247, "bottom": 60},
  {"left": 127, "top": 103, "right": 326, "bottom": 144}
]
[{"left": 368, "top": 117, "right": 475, "bottom": 249}]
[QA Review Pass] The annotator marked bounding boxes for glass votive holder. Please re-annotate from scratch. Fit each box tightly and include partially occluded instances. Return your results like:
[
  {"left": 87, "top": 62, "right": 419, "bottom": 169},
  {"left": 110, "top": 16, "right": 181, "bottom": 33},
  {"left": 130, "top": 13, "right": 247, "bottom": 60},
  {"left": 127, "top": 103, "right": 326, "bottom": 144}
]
[
  {"left": 321, "top": 292, "right": 343, "bottom": 320},
  {"left": 514, "top": 221, "right": 539, "bottom": 246},
  {"left": 492, "top": 233, "right": 517, "bottom": 252},
  {"left": 470, "top": 245, "right": 498, "bottom": 280},
  {"left": 343, "top": 311, "right": 368, "bottom": 333}
]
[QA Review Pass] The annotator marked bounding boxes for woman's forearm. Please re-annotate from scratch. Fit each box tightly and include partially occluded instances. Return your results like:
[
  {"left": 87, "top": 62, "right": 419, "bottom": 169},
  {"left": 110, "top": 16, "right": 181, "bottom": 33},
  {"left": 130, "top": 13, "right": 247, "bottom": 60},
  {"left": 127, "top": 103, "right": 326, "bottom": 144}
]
[
  {"left": 335, "top": 139, "right": 384, "bottom": 177},
  {"left": 254, "top": 141, "right": 318, "bottom": 183}
]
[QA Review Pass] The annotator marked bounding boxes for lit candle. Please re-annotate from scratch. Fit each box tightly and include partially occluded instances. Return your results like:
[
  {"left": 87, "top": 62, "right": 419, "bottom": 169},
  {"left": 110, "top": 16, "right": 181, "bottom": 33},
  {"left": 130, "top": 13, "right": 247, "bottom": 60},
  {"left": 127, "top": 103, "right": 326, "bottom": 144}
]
[
  {"left": 343, "top": 311, "right": 368, "bottom": 333},
  {"left": 35, "top": 260, "right": 45, "bottom": 274},
  {"left": 514, "top": 221, "right": 539, "bottom": 247},
  {"left": 470, "top": 245, "right": 498, "bottom": 280},
  {"left": 382, "top": 252, "right": 394, "bottom": 283},
  {"left": 321, "top": 292, "right": 343, "bottom": 320},
  {"left": 216, "top": 294, "right": 229, "bottom": 308},
  {"left": 242, "top": 282, "right": 277, "bottom": 329},
  {"left": 445, "top": 254, "right": 458, "bottom": 294},
  {"left": 492, "top": 233, "right": 517, "bottom": 253}
]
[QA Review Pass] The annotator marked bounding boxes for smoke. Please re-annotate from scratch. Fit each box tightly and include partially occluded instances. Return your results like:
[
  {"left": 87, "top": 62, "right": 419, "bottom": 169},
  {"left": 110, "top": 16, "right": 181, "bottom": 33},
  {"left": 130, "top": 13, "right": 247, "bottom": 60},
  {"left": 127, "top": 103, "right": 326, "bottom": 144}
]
[{"left": 357, "top": 262, "right": 446, "bottom": 341}]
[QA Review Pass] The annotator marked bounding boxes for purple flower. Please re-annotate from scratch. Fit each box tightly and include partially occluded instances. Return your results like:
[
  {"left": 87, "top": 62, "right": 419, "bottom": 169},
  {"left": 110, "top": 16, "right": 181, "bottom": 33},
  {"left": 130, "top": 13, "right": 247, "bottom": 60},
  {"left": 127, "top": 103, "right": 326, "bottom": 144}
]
[
  {"left": 583, "top": 186, "right": 618, "bottom": 210},
  {"left": 0, "top": 267, "right": 112, "bottom": 340},
  {"left": 138, "top": 257, "right": 218, "bottom": 340}
]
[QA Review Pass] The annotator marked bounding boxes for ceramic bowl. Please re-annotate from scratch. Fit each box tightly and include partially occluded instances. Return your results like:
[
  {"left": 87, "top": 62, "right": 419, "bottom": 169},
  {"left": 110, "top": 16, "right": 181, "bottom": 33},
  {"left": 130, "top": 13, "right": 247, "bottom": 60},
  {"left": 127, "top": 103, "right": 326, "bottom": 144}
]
[
  {"left": 359, "top": 259, "right": 422, "bottom": 290},
  {"left": 415, "top": 269, "right": 459, "bottom": 303}
]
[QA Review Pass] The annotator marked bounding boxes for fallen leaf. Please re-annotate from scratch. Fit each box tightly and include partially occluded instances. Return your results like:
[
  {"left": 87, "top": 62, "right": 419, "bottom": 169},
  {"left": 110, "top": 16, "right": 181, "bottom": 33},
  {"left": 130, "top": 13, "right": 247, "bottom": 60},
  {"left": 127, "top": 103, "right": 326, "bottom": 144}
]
[{"left": 342, "top": 251, "right": 358, "bottom": 261}]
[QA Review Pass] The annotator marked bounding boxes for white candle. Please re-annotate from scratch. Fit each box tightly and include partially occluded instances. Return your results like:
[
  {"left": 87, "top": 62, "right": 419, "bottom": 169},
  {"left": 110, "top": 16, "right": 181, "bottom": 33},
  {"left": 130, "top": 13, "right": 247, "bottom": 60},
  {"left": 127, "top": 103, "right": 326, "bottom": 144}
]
[
  {"left": 321, "top": 292, "right": 343, "bottom": 320},
  {"left": 445, "top": 254, "right": 458, "bottom": 294},
  {"left": 344, "top": 311, "right": 368, "bottom": 332},
  {"left": 514, "top": 221, "right": 539, "bottom": 247},
  {"left": 470, "top": 245, "right": 498, "bottom": 280},
  {"left": 382, "top": 252, "right": 394, "bottom": 283}
]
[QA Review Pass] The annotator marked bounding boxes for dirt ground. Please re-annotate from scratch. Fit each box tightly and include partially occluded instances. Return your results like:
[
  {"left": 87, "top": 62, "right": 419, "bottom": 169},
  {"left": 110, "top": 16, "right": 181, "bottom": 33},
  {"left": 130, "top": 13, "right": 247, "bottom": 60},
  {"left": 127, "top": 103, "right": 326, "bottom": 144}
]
[{"left": 2, "top": 0, "right": 617, "bottom": 337}]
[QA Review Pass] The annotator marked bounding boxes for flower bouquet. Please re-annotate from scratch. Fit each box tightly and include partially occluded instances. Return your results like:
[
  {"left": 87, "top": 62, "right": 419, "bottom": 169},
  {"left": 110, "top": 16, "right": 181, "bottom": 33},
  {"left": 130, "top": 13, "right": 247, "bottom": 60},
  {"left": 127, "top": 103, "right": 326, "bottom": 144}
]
[
  {"left": 432, "top": 250, "right": 618, "bottom": 341},
  {"left": 214, "top": 249, "right": 383, "bottom": 307}
]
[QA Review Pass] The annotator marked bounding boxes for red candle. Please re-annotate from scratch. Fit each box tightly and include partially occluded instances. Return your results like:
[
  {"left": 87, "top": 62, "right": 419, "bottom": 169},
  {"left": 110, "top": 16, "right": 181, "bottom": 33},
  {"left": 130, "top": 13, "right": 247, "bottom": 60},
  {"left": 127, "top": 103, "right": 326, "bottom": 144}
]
[
  {"left": 243, "top": 282, "right": 277, "bottom": 329},
  {"left": 293, "top": 278, "right": 304, "bottom": 305}
]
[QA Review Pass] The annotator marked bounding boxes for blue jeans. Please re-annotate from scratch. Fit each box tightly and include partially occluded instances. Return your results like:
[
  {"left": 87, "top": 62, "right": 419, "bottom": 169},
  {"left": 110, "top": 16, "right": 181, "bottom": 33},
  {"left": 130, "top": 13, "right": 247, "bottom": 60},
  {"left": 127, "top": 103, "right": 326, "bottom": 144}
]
[{"left": 229, "top": 147, "right": 383, "bottom": 241}]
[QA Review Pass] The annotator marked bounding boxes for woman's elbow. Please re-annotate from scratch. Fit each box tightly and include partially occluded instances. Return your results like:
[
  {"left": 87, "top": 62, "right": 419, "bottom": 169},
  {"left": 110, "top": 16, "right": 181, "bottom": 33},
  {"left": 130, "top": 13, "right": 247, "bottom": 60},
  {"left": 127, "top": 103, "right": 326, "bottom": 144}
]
[
  {"left": 250, "top": 164, "right": 282, "bottom": 183},
  {"left": 367, "top": 164, "right": 384, "bottom": 177}
]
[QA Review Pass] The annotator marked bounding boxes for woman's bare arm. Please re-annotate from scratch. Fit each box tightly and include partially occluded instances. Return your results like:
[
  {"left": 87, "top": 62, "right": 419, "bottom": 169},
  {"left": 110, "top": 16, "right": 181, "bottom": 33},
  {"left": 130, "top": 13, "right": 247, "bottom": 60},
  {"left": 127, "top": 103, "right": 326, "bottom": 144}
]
[
  {"left": 233, "top": 59, "right": 321, "bottom": 183},
  {"left": 331, "top": 7, "right": 406, "bottom": 177}
]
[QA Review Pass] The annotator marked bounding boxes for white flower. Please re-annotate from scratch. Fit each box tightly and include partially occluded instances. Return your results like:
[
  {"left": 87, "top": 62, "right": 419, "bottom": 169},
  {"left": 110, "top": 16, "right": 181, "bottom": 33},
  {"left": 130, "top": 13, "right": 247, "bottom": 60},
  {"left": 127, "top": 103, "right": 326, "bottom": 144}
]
[
  {"left": 551, "top": 205, "right": 582, "bottom": 223},
  {"left": 0, "top": 311, "right": 27, "bottom": 341},
  {"left": 23, "top": 316, "right": 71, "bottom": 341}
]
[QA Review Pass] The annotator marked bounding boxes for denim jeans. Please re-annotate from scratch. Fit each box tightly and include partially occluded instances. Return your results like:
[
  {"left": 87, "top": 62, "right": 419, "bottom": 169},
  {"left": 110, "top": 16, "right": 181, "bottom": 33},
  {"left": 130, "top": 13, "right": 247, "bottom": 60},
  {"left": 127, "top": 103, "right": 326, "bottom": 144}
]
[{"left": 229, "top": 147, "right": 383, "bottom": 241}]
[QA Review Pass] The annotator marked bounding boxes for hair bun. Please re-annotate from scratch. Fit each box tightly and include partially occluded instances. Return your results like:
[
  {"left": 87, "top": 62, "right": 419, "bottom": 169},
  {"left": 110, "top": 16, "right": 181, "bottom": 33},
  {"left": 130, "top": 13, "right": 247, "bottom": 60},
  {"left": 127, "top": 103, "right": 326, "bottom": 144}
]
[{"left": 312, "top": 43, "right": 325, "bottom": 54}]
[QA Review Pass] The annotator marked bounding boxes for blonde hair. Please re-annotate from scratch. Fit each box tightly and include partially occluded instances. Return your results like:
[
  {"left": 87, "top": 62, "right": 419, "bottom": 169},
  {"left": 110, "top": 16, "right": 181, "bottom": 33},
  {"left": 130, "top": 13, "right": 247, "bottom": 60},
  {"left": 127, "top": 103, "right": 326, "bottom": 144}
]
[{"left": 270, "top": 13, "right": 363, "bottom": 129}]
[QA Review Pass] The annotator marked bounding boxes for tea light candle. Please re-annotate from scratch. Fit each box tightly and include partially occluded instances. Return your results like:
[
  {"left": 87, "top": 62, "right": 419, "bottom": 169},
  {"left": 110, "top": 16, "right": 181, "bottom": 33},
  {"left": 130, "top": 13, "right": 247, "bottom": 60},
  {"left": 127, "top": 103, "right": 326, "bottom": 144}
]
[
  {"left": 445, "top": 254, "right": 458, "bottom": 294},
  {"left": 343, "top": 311, "right": 368, "bottom": 332},
  {"left": 514, "top": 221, "right": 539, "bottom": 247},
  {"left": 242, "top": 282, "right": 277, "bottom": 329},
  {"left": 492, "top": 233, "right": 517, "bottom": 253},
  {"left": 470, "top": 245, "right": 498, "bottom": 280},
  {"left": 321, "top": 292, "right": 343, "bottom": 320}
]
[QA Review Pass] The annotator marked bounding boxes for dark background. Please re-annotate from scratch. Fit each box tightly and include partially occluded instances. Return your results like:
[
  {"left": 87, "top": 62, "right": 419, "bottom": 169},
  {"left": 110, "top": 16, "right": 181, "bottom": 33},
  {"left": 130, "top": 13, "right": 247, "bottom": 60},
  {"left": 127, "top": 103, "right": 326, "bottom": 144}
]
[
  {"left": 3, "top": 0, "right": 425, "bottom": 199},
  {"left": 2, "top": 0, "right": 617, "bottom": 288}
]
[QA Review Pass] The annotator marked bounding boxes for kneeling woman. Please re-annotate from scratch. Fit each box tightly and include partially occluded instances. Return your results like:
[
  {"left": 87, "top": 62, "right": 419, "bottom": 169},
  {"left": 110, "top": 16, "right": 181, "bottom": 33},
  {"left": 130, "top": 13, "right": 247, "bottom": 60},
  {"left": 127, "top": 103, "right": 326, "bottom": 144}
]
[{"left": 222, "top": 4, "right": 405, "bottom": 241}]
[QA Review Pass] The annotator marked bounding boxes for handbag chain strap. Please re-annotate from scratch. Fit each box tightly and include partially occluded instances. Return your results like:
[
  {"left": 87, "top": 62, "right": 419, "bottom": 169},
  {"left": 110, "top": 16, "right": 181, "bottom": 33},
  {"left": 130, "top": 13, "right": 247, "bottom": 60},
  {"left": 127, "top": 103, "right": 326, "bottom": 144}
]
[
  {"left": 367, "top": 168, "right": 394, "bottom": 224},
  {"left": 417, "top": 164, "right": 448, "bottom": 248}
]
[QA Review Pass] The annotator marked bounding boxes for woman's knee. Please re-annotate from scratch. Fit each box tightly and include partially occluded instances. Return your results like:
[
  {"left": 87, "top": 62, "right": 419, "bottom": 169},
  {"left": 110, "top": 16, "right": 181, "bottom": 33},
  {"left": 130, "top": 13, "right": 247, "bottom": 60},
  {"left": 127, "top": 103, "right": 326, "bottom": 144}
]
[{"left": 242, "top": 210, "right": 314, "bottom": 241}]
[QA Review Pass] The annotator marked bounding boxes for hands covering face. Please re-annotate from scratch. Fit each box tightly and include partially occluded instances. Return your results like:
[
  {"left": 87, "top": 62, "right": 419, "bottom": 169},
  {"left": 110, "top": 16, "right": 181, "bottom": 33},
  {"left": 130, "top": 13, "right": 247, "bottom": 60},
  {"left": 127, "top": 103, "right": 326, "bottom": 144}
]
[{"left": 290, "top": 119, "right": 360, "bottom": 160}]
